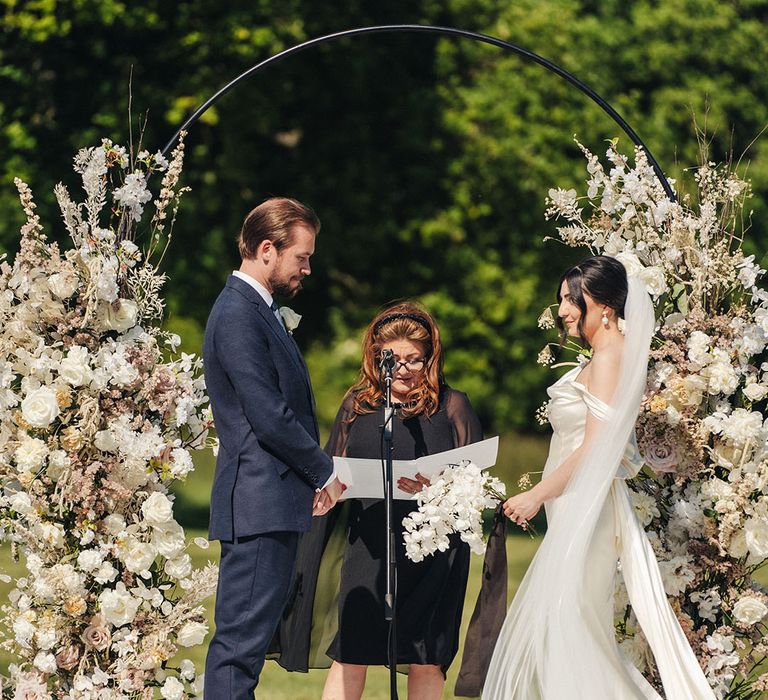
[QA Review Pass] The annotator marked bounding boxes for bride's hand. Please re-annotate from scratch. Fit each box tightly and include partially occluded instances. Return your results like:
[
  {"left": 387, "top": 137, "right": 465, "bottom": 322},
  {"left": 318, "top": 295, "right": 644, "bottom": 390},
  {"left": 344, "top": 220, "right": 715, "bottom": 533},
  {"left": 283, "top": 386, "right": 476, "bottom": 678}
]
[{"left": 502, "top": 490, "right": 542, "bottom": 528}]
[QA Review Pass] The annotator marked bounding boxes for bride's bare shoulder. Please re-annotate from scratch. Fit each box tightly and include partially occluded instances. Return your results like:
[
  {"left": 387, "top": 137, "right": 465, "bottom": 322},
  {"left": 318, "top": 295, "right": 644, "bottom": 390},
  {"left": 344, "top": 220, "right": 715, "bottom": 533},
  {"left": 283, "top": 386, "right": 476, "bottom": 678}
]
[{"left": 585, "top": 344, "right": 622, "bottom": 403}]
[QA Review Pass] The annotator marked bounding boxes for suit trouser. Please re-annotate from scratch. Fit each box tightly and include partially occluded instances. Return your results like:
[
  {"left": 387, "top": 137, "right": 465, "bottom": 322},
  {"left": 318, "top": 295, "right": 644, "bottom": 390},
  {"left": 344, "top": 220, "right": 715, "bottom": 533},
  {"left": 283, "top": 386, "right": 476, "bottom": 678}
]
[{"left": 204, "top": 530, "right": 299, "bottom": 699}]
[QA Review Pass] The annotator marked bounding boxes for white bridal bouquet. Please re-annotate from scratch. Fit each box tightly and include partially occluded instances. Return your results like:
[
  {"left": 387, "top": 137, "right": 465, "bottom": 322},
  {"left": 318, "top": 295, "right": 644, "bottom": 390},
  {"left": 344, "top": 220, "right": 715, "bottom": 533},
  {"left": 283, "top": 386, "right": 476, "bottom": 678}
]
[
  {"left": 543, "top": 139, "right": 768, "bottom": 698},
  {"left": 402, "top": 461, "right": 506, "bottom": 562},
  {"left": 0, "top": 137, "right": 217, "bottom": 698}
]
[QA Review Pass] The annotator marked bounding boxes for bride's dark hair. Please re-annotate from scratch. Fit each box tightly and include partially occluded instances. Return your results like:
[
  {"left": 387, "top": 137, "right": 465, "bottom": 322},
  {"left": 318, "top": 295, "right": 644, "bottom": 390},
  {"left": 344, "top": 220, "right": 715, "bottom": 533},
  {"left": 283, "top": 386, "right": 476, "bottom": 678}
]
[{"left": 557, "top": 255, "right": 628, "bottom": 345}]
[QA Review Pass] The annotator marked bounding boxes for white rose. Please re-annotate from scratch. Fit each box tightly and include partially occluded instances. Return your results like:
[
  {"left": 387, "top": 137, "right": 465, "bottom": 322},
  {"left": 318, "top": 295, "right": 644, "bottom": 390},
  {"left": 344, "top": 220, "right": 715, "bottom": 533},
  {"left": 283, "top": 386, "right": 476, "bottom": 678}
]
[
  {"left": 21, "top": 386, "right": 60, "bottom": 428},
  {"left": 94, "top": 561, "right": 119, "bottom": 585},
  {"left": 141, "top": 492, "right": 174, "bottom": 526},
  {"left": 98, "top": 583, "right": 141, "bottom": 627},
  {"left": 732, "top": 595, "right": 768, "bottom": 625},
  {"left": 32, "top": 521, "right": 65, "bottom": 549},
  {"left": 179, "top": 659, "right": 196, "bottom": 681},
  {"left": 98, "top": 298, "right": 139, "bottom": 333},
  {"left": 614, "top": 251, "right": 643, "bottom": 277},
  {"left": 151, "top": 521, "right": 186, "bottom": 558},
  {"left": 702, "top": 358, "right": 739, "bottom": 396},
  {"left": 15, "top": 435, "right": 49, "bottom": 473},
  {"left": 48, "top": 271, "right": 79, "bottom": 299},
  {"left": 638, "top": 265, "right": 668, "bottom": 297},
  {"left": 177, "top": 620, "right": 208, "bottom": 647},
  {"left": 103, "top": 514, "right": 126, "bottom": 535},
  {"left": 161, "top": 676, "right": 185, "bottom": 700},
  {"left": 631, "top": 490, "right": 661, "bottom": 527},
  {"left": 77, "top": 549, "right": 105, "bottom": 572},
  {"left": 94, "top": 429, "right": 117, "bottom": 453},
  {"left": 33, "top": 650, "right": 57, "bottom": 674},
  {"left": 47, "top": 449, "right": 70, "bottom": 481},
  {"left": 164, "top": 553, "right": 192, "bottom": 580},
  {"left": 13, "top": 612, "right": 36, "bottom": 645},
  {"left": 170, "top": 447, "right": 194, "bottom": 479},
  {"left": 58, "top": 346, "right": 92, "bottom": 387},
  {"left": 744, "top": 382, "right": 768, "bottom": 402},
  {"left": 745, "top": 517, "right": 768, "bottom": 560},
  {"left": 728, "top": 529, "right": 748, "bottom": 559},
  {"left": 9, "top": 491, "right": 34, "bottom": 516},
  {"left": 121, "top": 538, "right": 156, "bottom": 574}
]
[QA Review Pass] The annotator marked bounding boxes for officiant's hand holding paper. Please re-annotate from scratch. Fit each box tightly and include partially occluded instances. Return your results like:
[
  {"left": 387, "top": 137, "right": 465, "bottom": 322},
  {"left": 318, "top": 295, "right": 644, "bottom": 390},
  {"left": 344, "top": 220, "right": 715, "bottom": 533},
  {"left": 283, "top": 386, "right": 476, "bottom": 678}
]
[{"left": 397, "top": 472, "right": 431, "bottom": 495}]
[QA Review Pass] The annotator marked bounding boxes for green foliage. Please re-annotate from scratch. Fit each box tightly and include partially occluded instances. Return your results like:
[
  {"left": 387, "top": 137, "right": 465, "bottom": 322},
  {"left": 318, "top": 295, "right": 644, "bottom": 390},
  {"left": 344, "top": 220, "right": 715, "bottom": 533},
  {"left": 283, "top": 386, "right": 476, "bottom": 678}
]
[{"left": 3, "top": 0, "right": 768, "bottom": 433}]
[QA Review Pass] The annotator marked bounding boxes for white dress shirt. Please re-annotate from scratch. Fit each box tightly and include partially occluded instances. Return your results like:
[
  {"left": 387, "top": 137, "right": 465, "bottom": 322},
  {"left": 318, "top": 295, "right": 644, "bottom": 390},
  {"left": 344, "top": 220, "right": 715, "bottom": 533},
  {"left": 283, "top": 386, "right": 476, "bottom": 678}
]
[{"left": 231, "top": 270, "right": 337, "bottom": 491}]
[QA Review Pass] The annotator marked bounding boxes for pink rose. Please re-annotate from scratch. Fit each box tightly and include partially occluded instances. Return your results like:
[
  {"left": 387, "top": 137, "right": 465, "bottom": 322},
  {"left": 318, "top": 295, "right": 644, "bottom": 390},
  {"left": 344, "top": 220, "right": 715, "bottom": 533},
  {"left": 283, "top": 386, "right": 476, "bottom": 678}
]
[
  {"left": 80, "top": 614, "right": 111, "bottom": 651},
  {"left": 55, "top": 643, "right": 82, "bottom": 671},
  {"left": 642, "top": 438, "right": 679, "bottom": 473}
]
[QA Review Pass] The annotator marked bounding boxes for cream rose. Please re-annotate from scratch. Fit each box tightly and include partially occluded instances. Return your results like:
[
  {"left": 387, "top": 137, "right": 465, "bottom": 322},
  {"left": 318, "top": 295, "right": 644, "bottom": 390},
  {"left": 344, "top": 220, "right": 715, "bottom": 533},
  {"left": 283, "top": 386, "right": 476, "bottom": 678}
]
[
  {"left": 98, "top": 583, "right": 140, "bottom": 627},
  {"left": 48, "top": 271, "right": 79, "bottom": 299},
  {"left": 99, "top": 298, "right": 139, "bottom": 333},
  {"left": 141, "top": 491, "right": 174, "bottom": 526},
  {"left": 21, "top": 386, "right": 60, "bottom": 428},
  {"left": 732, "top": 595, "right": 768, "bottom": 625},
  {"left": 745, "top": 517, "right": 768, "bottom": 560},
  {"left": 177, "top": 620, "right": 208, "bottom": 647}
]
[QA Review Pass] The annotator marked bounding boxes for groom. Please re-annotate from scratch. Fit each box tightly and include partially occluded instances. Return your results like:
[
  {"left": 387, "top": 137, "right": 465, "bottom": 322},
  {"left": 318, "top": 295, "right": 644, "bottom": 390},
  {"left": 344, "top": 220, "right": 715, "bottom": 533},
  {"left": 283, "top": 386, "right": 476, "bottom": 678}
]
[{"left": 203, "top": 197, "right": 343, "bottom": 699}]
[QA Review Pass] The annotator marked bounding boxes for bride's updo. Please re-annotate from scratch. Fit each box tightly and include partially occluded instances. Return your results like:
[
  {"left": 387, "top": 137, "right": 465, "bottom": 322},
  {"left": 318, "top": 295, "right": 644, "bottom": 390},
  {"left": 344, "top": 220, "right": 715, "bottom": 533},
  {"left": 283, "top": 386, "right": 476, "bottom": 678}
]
[{"left": 557, "top": 255, "right": 628, "bottom": 344}]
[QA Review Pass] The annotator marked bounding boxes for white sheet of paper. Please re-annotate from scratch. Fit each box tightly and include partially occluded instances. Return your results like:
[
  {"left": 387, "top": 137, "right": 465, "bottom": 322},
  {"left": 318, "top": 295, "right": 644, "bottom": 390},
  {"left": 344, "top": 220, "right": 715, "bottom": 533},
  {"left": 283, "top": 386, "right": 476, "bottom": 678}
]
[{"left": 333, "top": 436, "right": 499, "bottom": 500}]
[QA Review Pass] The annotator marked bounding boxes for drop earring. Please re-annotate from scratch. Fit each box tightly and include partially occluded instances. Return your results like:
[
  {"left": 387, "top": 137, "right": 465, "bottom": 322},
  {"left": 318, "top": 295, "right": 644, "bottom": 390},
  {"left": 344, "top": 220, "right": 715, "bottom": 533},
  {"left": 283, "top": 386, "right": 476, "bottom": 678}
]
[{"left": 601, "top": 310, "right": 609, "bottom": 328}]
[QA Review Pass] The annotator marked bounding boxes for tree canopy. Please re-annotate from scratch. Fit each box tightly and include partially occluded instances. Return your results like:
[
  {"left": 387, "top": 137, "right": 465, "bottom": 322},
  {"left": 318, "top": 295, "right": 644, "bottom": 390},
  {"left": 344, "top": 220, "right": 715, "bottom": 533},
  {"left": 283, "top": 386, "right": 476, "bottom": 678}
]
[{"left": 3, "top": 0, "right": 768, "bottom": 431}]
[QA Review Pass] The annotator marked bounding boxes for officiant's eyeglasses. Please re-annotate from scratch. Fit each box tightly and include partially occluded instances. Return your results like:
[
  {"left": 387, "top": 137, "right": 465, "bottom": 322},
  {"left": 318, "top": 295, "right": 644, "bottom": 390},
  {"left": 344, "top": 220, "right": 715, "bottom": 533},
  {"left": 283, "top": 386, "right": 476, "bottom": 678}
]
[{"left": 392, "top": 358, "right": 426, "bottom": 371}]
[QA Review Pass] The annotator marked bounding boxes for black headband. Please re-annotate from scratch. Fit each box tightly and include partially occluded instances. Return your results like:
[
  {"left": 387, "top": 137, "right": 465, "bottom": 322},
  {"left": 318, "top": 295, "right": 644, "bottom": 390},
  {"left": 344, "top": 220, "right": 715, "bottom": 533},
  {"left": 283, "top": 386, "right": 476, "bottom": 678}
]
[{"left": 373, "top": 312, "right": 432, "bottom": 337}]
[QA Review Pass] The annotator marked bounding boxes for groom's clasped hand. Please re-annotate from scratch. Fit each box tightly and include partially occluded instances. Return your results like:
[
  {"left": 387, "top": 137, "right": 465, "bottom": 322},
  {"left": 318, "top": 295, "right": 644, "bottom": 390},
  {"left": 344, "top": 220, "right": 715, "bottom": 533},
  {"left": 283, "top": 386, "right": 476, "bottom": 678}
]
[{"left": 312, "top": 475, "right": 345, "bottom": 516}]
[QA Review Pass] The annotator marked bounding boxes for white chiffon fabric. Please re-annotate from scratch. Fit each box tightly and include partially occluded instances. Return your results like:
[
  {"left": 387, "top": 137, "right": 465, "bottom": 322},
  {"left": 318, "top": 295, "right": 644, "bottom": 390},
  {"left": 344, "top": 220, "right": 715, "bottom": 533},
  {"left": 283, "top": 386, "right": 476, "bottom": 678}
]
[{"left": 482, "top": 277, "right": 715, "bottom": 700}]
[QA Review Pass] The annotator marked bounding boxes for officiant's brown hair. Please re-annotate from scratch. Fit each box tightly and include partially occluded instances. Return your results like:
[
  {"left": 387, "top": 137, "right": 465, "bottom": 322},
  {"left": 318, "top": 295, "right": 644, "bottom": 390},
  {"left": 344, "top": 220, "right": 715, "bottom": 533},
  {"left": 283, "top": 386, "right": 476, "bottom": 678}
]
[
  {"left": 238, "top": 197, "right": 321, "bottom": 260},
  {"left": 348, "top": 302, "right": 445, "bottom": 419}
]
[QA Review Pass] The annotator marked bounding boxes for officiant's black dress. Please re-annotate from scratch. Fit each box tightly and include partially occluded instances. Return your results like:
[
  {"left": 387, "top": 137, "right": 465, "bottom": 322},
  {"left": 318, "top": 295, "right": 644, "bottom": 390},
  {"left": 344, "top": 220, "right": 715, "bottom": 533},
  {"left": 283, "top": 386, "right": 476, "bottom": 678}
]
[{"left": 270, "top": 385, "right": 482, "bottom": 672}]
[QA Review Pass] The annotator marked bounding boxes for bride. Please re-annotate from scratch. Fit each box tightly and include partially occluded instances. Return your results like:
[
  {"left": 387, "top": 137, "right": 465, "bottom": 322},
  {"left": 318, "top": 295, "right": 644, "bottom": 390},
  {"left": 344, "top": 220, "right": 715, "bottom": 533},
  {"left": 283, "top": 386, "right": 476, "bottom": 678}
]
[{"left": 483, "top": 256, "right": 715, "bottom": 699}]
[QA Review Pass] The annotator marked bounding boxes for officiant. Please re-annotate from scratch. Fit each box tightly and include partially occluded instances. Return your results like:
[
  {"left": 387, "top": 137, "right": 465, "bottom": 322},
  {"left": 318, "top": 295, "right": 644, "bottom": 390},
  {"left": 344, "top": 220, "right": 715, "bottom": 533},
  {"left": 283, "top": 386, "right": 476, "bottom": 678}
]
[{"left": 269, "top": 301, "right": 482, "bottom": 700}]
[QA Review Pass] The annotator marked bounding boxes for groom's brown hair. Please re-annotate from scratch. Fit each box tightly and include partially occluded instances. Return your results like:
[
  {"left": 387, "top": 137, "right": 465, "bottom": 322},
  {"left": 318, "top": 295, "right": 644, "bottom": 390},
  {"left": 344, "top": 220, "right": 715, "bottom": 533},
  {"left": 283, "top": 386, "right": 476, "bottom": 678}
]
[{"left": 238, "top": 197, "right": 321, "bottom": 260}]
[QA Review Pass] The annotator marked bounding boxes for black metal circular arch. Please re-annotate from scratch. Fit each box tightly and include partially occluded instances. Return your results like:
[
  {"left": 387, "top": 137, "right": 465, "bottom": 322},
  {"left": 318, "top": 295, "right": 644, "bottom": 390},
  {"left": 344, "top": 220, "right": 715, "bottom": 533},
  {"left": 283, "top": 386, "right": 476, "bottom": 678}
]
[{"left": 163, "top": 24, "right": 675, "bottom": 200}]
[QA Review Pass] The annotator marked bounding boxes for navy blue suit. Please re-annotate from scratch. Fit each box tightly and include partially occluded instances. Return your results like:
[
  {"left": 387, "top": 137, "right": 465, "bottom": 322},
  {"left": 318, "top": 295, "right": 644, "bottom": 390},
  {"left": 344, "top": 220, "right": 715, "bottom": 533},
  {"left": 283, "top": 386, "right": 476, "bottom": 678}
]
[{"left": 203, "top": 275, "right": 333, "bottom": 698}]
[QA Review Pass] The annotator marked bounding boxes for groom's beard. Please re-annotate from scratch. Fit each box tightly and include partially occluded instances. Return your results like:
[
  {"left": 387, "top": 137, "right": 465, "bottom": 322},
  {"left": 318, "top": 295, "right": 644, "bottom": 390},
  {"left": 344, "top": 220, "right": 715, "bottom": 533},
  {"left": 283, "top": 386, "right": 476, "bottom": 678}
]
[{"left": 270, "top": 274, "right": 302, "bottom": 299}]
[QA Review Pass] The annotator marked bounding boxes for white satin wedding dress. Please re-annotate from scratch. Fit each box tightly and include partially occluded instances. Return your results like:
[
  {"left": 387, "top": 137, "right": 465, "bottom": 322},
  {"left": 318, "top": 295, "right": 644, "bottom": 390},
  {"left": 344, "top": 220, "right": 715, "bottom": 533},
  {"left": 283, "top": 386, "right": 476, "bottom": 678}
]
[{"left": 483, "top": 277, "right": 715, "bottom": 700}]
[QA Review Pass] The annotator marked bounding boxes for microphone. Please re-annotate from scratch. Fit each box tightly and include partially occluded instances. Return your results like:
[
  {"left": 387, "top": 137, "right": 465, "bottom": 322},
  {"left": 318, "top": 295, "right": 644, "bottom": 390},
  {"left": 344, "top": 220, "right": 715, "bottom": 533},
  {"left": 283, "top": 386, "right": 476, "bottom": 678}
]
[{"left": 379, "top": 348, "right": 395, "bottom": 379}]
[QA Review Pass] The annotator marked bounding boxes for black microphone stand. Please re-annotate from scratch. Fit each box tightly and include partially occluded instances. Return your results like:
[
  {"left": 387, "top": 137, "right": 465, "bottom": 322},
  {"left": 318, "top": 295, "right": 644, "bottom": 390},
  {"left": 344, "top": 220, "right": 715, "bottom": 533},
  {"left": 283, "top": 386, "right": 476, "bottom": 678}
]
[{"left": 379, "top": 350, "right": 399, "bottom": 700}]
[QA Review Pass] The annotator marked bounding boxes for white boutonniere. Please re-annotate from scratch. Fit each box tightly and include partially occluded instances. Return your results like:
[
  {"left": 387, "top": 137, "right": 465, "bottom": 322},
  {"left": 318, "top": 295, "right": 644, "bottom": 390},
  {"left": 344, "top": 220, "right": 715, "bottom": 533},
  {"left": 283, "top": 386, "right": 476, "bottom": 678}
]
[{"left": 279, "top": 306, "right": 302, "bottom": 335}]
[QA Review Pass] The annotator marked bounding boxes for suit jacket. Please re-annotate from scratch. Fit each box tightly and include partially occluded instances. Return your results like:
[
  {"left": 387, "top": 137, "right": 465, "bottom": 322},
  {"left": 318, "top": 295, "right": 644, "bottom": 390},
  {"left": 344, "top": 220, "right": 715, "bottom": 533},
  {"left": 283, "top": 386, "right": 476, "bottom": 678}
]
[{"left": 203, "top": 275, "right": 333, "bottom": 541}]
